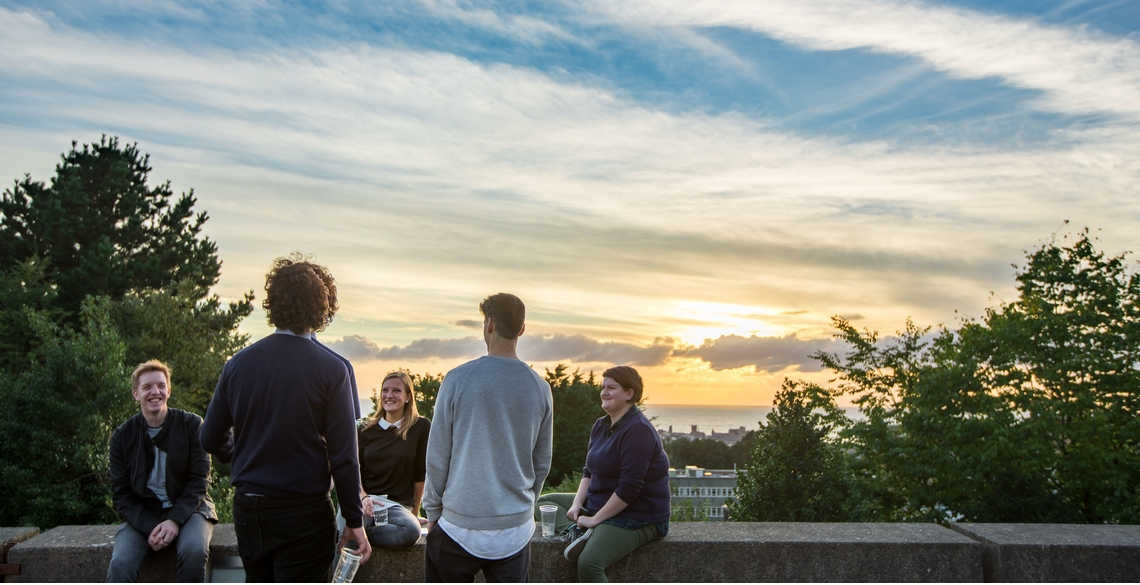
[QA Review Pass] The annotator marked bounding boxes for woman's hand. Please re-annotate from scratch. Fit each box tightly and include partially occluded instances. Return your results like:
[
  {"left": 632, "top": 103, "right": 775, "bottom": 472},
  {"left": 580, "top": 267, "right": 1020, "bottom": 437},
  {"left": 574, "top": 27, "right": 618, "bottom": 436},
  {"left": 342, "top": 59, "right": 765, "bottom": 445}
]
[
  {"left": 576, "top": 514, "right": 600, "bottom": 529},
  {"left": 361, "top": 495, "right": 374, "bottom": 517},
  {"left": 566, "top": 504, "right": 581, "bottom": 523}
]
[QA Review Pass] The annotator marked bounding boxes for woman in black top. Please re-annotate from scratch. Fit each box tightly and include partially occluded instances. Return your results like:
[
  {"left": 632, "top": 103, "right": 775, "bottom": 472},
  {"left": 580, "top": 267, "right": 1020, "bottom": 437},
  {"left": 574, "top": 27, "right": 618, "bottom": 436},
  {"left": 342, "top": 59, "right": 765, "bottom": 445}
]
[{"left": 355, "top": 371, "right": 431, "bottom": 548}]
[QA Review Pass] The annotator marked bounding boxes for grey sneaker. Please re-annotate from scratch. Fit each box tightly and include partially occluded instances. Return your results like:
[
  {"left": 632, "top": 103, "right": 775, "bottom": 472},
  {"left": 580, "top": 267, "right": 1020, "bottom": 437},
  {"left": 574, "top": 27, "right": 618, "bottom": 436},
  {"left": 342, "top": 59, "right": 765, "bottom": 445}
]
[{"left": 562, "top": 525, "right": 592, "bottom": 562}]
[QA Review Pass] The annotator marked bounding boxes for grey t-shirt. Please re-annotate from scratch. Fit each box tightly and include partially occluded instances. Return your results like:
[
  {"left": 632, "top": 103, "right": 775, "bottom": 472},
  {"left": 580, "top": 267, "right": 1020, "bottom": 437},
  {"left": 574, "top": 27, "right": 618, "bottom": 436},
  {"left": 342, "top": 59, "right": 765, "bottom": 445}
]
[{"left": 146, "top": 426, "right": 172, "bottom": 509}]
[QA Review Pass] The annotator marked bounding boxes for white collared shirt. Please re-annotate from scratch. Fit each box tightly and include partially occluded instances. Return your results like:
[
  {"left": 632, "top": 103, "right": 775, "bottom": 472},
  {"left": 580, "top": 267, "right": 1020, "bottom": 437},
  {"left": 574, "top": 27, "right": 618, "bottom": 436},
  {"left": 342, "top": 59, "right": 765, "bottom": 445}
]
[{"left": 377, "top": 417, "right": 403, "bottom": 430}]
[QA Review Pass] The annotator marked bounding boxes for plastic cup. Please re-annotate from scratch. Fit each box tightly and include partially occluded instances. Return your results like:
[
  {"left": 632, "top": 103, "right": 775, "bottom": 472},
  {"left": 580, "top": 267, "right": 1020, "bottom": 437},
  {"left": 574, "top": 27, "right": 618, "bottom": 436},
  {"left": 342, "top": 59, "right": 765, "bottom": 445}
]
[
  {"left": 369, "top": 495, "right": 389, "bottom": 526},
  {"left": 331, "top": 547, "right": 361, "bottom": 583},
  {"left": 539, "top": 504, "right": 558, "bottom": 538}
]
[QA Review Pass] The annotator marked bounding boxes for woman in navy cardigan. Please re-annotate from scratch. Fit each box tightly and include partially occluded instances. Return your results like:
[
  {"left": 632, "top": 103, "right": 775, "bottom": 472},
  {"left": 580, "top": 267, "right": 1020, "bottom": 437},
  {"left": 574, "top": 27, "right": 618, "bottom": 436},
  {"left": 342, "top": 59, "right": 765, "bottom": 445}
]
[{"left": 537, "top": 365, "right": 670, "bottom": 582}]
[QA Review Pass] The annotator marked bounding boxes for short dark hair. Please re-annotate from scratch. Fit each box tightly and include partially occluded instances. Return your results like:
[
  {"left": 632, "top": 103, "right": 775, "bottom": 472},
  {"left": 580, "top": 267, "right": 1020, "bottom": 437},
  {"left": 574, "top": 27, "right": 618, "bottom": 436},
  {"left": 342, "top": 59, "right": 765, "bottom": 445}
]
[
  {"left": 603, "top": 365, "right": 644, "bottom": 404},
  {"left": 262, "top": 255, "right": 338, "bottom": 334},
  {"left": 479, "top": 293, "right": 525, "bottom": 340}
]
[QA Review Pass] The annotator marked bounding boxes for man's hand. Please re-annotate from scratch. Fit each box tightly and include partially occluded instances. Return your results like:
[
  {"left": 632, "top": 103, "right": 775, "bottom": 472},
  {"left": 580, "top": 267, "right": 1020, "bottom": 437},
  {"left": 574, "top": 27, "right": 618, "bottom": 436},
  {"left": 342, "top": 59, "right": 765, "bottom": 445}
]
[
  {"left": 338, "top": 525, "right": 372, "bottom": 565},
  {"left": 361, "top": 495, "right": 374, "bottom": 518},
  {"left": 148, "top": 519, "right": 180, "bottom": 551},
  {"left": 566, "top": 505, "right": 581, "bottom": 523}
]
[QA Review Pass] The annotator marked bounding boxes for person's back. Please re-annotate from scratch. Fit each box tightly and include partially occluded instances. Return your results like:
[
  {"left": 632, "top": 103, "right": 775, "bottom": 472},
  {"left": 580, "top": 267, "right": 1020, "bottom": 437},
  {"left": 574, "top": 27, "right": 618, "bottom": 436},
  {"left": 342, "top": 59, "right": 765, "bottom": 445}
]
[
  {"left": 199, "top": 256, "right": 370, "bottom": 582},
  {"left": 211, "top": 333, "right": 356, "bottom": 496},
  {"left": 422, "top": 292, "right": 553, "bottom": 582},
  {"left": 431, "top": 355, "right": 552, "bottom": 528}
]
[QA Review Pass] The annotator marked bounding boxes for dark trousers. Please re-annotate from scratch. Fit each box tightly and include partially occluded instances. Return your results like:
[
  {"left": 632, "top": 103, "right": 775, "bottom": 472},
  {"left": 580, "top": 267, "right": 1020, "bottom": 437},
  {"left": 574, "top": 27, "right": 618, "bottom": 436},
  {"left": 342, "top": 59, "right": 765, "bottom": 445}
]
[
  {"left": 425, "top": 523, "right": 530, "bottom": 582},
  {"left": 233, "top": 493, "right": 336, "bottom": 583}
]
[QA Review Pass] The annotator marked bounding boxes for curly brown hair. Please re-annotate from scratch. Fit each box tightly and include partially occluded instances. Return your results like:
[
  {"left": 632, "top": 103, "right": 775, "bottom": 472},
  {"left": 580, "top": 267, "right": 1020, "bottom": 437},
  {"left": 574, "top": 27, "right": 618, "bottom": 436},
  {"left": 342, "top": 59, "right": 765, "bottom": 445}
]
[{"left": 262, "top": 254, "right": 338, "bottom": 334}]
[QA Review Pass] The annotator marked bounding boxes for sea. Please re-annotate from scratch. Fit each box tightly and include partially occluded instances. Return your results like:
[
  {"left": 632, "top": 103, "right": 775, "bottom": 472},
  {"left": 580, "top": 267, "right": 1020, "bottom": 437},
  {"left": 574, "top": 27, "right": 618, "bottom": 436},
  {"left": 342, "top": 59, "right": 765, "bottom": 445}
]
[{"left": 641, "top": 403, "right": 863, "bottom": 434}]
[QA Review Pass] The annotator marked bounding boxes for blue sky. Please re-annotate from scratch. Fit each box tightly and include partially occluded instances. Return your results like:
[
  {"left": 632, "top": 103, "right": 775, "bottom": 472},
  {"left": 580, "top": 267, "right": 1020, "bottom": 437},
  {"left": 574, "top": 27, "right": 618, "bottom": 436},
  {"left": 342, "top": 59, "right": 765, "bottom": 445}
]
[{"left": 2, "top": 0, "right": 1138, "bottom": 405}]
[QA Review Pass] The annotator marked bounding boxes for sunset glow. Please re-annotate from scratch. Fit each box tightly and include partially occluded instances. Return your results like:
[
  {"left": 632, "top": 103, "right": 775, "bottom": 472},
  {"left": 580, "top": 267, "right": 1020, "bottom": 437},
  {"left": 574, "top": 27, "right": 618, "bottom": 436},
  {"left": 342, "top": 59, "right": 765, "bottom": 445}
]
[{"left": 3, "top": 1, "right": 1138, "bottom": 406}]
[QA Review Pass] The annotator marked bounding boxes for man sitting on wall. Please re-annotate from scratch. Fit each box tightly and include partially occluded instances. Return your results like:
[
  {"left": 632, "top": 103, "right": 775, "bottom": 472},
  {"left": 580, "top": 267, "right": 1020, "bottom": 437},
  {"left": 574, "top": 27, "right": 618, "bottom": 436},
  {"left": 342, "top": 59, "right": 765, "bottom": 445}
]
[{"left": 108, "top": 360, "right": 218, "bottom": 582}]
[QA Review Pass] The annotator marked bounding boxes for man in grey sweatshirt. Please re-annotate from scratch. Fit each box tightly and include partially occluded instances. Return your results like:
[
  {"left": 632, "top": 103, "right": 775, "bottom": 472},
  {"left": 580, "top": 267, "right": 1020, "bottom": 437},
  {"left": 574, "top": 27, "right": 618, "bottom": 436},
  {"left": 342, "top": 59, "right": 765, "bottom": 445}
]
[{"left": 423, "top": 293, "right": 553, "bottom": 582}]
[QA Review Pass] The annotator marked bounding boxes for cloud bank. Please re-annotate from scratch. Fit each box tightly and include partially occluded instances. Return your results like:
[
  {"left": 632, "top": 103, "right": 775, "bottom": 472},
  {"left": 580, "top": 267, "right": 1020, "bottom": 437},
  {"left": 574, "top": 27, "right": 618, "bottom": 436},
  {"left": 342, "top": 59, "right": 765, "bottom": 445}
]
[{"left": 330, "top": 331, "right": 837, "bottom": 372}]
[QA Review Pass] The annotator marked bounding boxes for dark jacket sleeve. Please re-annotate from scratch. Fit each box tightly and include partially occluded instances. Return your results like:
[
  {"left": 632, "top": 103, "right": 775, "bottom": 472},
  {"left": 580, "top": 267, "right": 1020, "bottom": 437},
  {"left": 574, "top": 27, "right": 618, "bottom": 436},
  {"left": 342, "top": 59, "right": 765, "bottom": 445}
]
[
  {"left": 109, "top": 423, "right": 163, "bottom": 535},
  {"left": 613, "top": 423, "right": 657, "bottom": 504},
  {"left": 200, "top": 367, "right": 234, "bottom": 462},
  {"left": 167, "top": 413, "right": 211, "bottom": 526},
  {"left": 325, "top": 364, "right": 364, "bottom": 528},
  {"left": 414, "top": 419, "right": 430, "bottom": 483}
]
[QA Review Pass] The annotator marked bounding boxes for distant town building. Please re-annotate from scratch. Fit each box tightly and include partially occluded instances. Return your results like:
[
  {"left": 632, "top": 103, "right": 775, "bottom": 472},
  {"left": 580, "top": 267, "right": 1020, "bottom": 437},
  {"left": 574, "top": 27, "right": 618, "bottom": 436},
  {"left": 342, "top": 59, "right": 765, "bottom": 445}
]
[
  {"left": 669, "top": 465, "right": 737, "bottom": 521},
  {"left": 657, "top": 424, "right": 749, "bottom": 445}
]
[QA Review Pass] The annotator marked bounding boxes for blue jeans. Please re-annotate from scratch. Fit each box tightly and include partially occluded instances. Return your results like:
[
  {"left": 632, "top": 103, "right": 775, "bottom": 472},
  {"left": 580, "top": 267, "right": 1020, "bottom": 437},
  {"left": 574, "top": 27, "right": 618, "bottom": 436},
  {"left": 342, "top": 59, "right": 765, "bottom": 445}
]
[
  {"left": 337, "top": 502, "right": 423, "bottom": 549},
  {"left": 106, "top": 513, "right": 213, "bottom": 582}
]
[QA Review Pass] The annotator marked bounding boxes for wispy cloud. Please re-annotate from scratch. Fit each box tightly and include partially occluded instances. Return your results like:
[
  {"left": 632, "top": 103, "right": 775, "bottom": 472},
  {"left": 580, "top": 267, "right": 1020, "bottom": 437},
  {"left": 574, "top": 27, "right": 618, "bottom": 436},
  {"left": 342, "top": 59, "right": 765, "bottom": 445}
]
[
  {"left": 329, "top": 332, "right": 675, "bottom": 366},
  {"left": 330, "top": 334, "right": 486, "bottom": 361},
  {"left": 2, "top": 2, "right": 1140, "bottom": 406},
  {"left": 675, "top": 334, "right": 843, "bottom": 373},
  {"left": 581, "top": 0, "right": 1140, "bottom": 119},
  {"left": 332, "top": 330, "right": 841, "bottom": 372},
  {"left": 414, "top": 0, "right": 583, "bottom": 46}
]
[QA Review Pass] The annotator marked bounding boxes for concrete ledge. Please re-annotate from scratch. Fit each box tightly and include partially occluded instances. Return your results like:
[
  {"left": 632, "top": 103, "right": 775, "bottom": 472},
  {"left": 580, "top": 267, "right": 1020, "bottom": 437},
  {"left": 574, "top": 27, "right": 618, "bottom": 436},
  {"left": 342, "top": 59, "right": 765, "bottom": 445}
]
[
  {"left": 10, "top": 522, "right": 985, "bottom": 582},
  {"left": 952, "top": 523, "right": 1140, "bottom": 582},
  {"left": 2, "top": 528, "right": 39, "bottom": 582},
  {"left": 7, "top": 525, "right": 238, "bottom": 582},
  {"left": 529, "top": 522, "right": 982, "bottom": 582}
]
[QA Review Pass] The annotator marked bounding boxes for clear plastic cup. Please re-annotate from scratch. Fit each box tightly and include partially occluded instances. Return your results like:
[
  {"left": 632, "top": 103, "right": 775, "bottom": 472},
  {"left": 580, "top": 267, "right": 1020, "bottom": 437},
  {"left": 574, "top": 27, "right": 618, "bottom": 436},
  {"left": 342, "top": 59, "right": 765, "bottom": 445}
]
[
  {"left": 331, "top": 547, "right": 361, "bottom": 583},
  {"left": 539, "top": 503, "right": 558, "bottom": 538},
  {"left": 369, "top": 495, "right": 389, "bottom": 526}
]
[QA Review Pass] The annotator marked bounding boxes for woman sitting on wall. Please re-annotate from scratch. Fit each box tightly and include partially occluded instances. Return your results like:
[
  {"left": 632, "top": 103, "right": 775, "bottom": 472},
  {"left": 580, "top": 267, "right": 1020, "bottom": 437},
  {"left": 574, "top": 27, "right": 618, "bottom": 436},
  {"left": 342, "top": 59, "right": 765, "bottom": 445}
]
[
  {"left": 340, "top": 371, "right": 430, "bottom": 549},
  {"left": 535, "top": 365, "right": 670, "bottom": 582}
]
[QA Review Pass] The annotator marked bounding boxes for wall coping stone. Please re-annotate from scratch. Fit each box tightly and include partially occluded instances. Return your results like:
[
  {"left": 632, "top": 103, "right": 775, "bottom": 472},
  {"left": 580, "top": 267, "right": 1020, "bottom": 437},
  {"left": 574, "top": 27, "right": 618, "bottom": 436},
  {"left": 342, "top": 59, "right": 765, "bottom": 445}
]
[
  {"left": 1, "top": 528, "right": 39, "bottom": 581},
  {"left": 10, "top": 522, "right": 1140, "bottom": 582},
  {"left": 10, "top": 522, "right": 987, "bottom": 582},
  {"left": 951, "top": 523, "right": 1140, "bottom": 582}
]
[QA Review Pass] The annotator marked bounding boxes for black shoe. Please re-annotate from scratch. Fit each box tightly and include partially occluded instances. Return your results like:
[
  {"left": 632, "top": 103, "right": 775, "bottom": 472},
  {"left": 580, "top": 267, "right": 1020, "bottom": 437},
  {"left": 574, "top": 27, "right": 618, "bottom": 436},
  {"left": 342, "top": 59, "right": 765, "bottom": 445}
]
[{"left": 562, "top": 525, "right": 592, "bottom": 562}]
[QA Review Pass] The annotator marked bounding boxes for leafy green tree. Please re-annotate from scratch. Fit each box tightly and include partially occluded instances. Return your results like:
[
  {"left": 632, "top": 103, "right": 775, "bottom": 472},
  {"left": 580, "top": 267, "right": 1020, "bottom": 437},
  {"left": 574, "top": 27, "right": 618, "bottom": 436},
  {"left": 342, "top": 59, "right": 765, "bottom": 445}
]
[
  {"left": 670, "top": 498, "right": 708, "bottom": 521},
  {"left": 729, "top": 379, "right": 856, "bottom": 521},
  {"left": 664, "top": 436, "right": 756, "bottom": 469},
  {"left": 0, "top": 297, "right": 133, "bottom": 528},
  {"left": 964, "top": 229, "right": 1140, "bottom": 522},
  {"left": 112, "top": 283, "right": 251, "bottom": 415},
  {"left": 412, "top": 372, "right": 444, "bottom": 421},
  {"left": 0, "top": 137, "right": 253, "bottom": 528},
  {"left": 1, "top": 136, "right": 227, "bottom": 317},
  {"left": 543, "top": 472, "right": 583, "bottom": 496},
  {"left": 545, "top": 364, "right": 603, "bottom": 487},
  {"left": 813, "top": 230, "right": 1140, "bottom": 523}
]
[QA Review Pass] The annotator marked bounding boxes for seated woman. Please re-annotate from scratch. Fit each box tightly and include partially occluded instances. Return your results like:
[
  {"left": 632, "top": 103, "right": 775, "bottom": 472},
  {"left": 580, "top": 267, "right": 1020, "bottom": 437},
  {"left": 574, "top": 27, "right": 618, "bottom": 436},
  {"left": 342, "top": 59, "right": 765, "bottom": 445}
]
[
  {"left": 344, "top": 371, "right": 431, "bottom": 549},
  {"left": 536, "top": 366, "right": 670, "bottom": 582}
]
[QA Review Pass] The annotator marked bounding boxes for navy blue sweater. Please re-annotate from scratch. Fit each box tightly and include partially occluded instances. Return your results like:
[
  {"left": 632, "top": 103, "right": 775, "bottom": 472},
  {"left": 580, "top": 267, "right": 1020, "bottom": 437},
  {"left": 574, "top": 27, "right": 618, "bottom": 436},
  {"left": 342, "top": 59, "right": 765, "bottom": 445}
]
[
  {"left": 582, "top": 407, "right": 670, "bottom": 526},
  {"left": 200, "top": 333, "right": 363, "bottom": 527}
]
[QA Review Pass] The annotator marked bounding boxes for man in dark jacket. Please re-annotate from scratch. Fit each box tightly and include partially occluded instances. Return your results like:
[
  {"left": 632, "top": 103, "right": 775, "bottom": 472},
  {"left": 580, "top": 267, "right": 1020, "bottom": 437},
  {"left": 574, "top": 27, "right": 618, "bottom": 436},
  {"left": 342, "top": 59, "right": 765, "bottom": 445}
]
[
  {"left": 200, "top": 256, "right": 370, "bottom": 582},
  {"left": 108, "top": 360, "right": 217, "bottom": 582}
]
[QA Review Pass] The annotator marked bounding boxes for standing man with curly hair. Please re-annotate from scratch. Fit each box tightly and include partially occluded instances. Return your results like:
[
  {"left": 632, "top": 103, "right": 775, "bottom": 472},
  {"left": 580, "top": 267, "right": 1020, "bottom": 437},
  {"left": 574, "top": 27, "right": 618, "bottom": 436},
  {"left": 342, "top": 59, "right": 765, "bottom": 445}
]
[{"left": 200, "top": 256, "right": 370, "bottom": 582}]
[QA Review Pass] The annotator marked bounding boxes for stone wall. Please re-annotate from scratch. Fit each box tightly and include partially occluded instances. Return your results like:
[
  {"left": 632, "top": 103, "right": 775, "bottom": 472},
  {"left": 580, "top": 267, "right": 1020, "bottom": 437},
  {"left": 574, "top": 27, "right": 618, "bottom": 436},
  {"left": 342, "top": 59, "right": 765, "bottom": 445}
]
[{"left": 5, "top": 522, "right": 1139, "bottom": 582}]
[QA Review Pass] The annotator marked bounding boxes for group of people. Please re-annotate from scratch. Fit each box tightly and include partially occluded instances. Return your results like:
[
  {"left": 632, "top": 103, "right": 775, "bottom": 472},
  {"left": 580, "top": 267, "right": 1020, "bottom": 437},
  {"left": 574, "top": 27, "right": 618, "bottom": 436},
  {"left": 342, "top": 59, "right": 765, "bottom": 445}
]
[{"left": 106, "top": 257, "right": 670, "bottom": 583}]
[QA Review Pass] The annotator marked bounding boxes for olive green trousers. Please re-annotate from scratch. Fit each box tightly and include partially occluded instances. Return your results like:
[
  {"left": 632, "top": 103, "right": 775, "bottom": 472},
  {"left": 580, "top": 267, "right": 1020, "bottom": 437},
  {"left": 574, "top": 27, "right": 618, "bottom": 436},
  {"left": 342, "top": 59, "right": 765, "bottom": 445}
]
[{"left": 535, "top": 493, "right": 661, "bottom": 582}]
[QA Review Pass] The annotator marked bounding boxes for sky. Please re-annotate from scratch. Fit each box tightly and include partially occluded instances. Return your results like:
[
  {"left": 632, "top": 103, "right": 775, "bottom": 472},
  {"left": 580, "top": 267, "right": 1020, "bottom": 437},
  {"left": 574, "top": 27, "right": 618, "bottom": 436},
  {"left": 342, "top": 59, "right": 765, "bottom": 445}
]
[{"left": 2, "top": 0, "right": 1139, "bottom": 406}]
